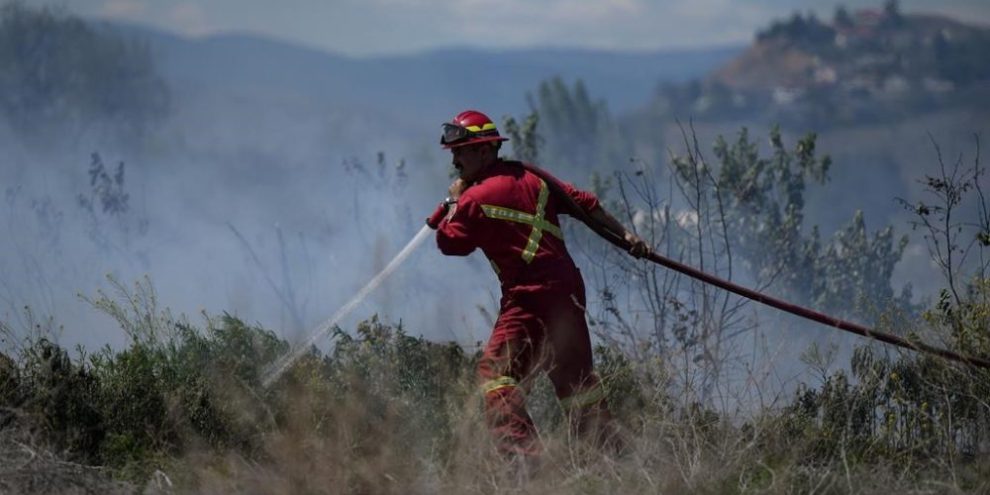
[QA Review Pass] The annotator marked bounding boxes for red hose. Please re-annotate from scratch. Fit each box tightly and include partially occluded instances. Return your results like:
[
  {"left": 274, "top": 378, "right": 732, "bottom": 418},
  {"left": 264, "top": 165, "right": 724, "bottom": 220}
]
[{"left": 520, "top": 162, "right": 990, "bottom": 370}]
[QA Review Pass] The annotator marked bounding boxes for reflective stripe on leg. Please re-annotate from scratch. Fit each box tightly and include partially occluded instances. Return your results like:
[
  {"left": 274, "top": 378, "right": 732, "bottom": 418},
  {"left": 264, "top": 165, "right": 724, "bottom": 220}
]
[
  {"left": 482, "top": 375, "right": 519, "bottom": 395},
  {"left": 559, "top": 382, "right": 606, "bottom": 410}
]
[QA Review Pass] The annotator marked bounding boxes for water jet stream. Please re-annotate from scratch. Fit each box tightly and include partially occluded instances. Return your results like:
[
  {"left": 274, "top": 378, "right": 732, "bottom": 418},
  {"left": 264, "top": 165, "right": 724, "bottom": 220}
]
[{"left": 262, "top": 224, "right": 433, "bottom": 388}]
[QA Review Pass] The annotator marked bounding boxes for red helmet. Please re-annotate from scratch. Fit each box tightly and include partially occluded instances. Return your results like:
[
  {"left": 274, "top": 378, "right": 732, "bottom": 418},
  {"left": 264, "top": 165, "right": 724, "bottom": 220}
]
[{"left": 440, "top": 110, "right": 509, "bottom": 149}]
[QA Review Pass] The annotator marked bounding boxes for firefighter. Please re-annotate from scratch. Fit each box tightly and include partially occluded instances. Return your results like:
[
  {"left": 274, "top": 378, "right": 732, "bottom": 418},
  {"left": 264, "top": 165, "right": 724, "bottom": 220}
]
[{"left": 426, "top": 109, "right": 649, "bottom": 457}]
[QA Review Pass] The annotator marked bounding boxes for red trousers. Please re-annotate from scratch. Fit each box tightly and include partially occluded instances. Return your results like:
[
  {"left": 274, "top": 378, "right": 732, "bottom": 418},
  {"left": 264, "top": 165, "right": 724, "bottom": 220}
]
[{"left": 477, "top": 269, "right": 611, "bottom": 456}]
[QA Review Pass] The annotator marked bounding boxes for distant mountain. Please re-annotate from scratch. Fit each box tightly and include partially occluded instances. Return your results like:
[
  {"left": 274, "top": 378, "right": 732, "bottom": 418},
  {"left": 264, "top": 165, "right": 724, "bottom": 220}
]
[{"left": 105, "top": 20, "right": 742, "bottom": 118}]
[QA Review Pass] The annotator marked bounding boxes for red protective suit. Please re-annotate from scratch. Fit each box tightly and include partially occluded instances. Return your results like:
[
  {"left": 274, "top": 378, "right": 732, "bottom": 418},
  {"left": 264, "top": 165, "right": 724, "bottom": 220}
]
[{"left": 431, "top": 159, "right": 611, "bottom": 456}]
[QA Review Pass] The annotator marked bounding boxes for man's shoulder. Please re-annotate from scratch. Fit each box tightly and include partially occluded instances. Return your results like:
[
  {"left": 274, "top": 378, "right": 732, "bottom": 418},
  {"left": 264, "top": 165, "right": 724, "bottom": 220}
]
[
  {"left": 462, "top": 178, "right": 507, "bottom": 204},
  {"left": 465, "top": 162, "right": 523, "bottom": 197}
]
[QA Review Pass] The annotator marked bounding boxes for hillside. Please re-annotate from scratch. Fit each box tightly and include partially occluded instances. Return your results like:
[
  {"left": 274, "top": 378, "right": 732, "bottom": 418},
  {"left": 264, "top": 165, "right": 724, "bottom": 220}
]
[
  {"left": 642, "top": 4, "right": 990, "bottom": 129},
  {"left": 714, "top": 9, "right": 990, "bottom": 92}
]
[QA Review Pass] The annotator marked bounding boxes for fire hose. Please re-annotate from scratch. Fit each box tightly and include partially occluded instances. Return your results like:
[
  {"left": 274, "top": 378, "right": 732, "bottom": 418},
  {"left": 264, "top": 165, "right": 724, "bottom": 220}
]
[{"left": 515, "top": 163, "right": 990, "bottom": 370}]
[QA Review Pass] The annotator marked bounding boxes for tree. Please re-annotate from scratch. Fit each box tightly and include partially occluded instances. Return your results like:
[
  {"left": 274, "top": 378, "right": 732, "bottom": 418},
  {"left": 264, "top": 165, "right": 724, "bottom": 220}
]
[
  {"left": 882, "top": 0, "right": 904, "bottom": 28},
  {"left": 501, "top": 111, "right": 542, "bottom": 164},
  {"left": 883, "top": 0, "right": 901, "bottom": 19},
  {"left": 0, "top": 2, "right": 169, "bottom": 142},
  {"left": 701, "top": 126, "right": 910, "bottom": 315},
  {"left": 525, "top": 77, "right": 625, "bottom": 172},
  {"left": 833, "top": 5, "right": 853, "bottom": 29}
]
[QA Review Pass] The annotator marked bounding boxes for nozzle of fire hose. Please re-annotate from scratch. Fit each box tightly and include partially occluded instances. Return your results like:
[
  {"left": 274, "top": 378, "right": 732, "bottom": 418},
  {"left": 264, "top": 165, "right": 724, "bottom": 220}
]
[{"left": 426, "top": 200, "right": 450, "bottom": 229}]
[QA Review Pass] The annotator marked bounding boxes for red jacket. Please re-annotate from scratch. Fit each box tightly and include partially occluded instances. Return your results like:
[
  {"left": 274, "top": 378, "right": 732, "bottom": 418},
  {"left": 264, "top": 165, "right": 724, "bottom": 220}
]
[{"left": 432, "top": 160, "right": 599, "bottom": 290}]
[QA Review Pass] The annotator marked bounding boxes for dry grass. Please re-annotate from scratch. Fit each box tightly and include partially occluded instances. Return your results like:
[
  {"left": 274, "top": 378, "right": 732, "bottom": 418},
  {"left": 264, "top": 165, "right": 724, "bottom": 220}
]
[
  {"left": 0, "top": 427, "right": 135, "bottom": 494},
  {"left": 1, "top": 284, "right": 987, "bottom": 494},
  {"left": 141, "top": 359, "right": 990, "bottom": 494}
]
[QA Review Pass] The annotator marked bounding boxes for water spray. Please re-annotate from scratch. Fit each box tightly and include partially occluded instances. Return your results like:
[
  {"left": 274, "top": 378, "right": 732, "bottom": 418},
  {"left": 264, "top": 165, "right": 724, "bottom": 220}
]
[{"left": 262, "top": 224, "right": 434, "bottom": 388}]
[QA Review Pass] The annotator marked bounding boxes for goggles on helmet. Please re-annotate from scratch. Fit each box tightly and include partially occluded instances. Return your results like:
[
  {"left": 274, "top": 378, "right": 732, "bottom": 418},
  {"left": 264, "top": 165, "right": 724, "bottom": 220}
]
[
  {"left": 440, "top": 122, "right": 500, "bottom": 146},
  {"left": 440, "top": 123, "right": 471, "bottom": 146}
]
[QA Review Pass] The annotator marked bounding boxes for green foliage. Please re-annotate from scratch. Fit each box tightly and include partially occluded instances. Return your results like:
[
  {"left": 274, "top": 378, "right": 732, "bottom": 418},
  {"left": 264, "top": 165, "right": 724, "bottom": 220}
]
[
  {"left": 833, "top": 5, "right": 853, "bottom": 29},
  {"left": 757, "top": 11, "right": 835, "bottom": 48},
  {"left": 17, "top": 339, "right": 104, "bottom": 458},
  {"left": 882, "top": 0, "right": 903, "bottom": 26},
  {"left": 525, "top": 77, "right": 625, "bottom": 171},
  {"left": 0, "top": 278, "right": 478, "bottom": 483},
  {"left": 594, "top": 344, "right": 658, "bottom": 421},
  {"left": 784, "top": 347, "right": 989, "bottom": 469},
  {"left": 815, "top": 211, "right": 910, "bottom": 312},
  {"left": 700, "top": 127, "right": 831, "bottom": 295},
  {"left": 674, "top": 126, "right": 910, "bottom": 316},
  {"left": 502, "top": 111, "right": 542, "bottom": 164},
  {"left": 0, "top": 2, "right": 168, "bottom": 141},
  {"left": 778, "top": 136, "right": 990, "bottom": 489},
  {"left": 1, "top": 277, "right": 290, "bottom": 480},
  {"left": 303, "top": 316, "right": 475, "bottom": 454}
]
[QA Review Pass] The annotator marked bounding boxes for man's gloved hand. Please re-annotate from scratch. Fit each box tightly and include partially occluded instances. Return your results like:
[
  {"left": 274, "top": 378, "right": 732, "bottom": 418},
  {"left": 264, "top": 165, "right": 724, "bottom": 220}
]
[
  {"left": 426, "top": 201, "right": 449, "bottom": 229},
  {"left": 624, "top": 231, "right": 650, "bottom": 259},
  {"left": 427, "top": 178, "right": 470, "bottom": 229}
]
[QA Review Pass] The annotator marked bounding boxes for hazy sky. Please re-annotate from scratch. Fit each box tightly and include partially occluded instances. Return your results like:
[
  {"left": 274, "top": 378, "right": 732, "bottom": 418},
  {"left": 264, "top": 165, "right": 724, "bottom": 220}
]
[{"left": 48, "top": 0, "right": 990, "bottom": 57}]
